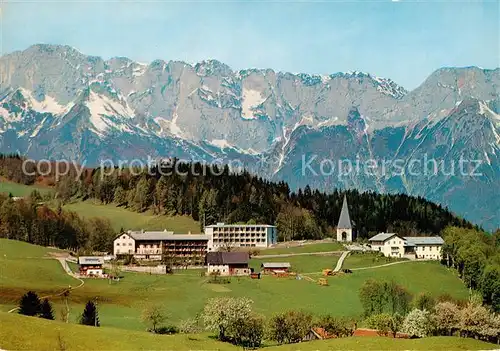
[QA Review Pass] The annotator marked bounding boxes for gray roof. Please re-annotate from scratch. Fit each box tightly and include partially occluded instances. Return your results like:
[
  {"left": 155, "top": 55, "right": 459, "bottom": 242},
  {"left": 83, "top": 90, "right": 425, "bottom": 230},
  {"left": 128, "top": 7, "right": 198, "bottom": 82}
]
[
  {"left": 368, "top": 233, "right": 400, "bottom": 242},
  {"left": 206, "top": 252, "right": 249, "bottom": 265},
  {"left": 404, "top": 236, "right": 444, "bottom": 245},
  {"left": 78, "top": 256, "right": 104, "bottom": 265},
  {"left": 262, "top": 262, "right": 291, "bottom": 268},
  {"left": 127, "top": 231, "right": 208, "bottom": 241},
  {"left": 206, "top": 223, "right": 276, "bottom": 228},
  {"left": 337, "top": 195, "right": 352, "bottom": 229}
]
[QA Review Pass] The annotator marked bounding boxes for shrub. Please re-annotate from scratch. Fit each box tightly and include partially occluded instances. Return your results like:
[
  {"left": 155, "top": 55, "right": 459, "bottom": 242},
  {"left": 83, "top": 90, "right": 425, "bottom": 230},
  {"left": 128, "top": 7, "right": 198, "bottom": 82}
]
[
  {"left": 202, "top": 297, "right": 253, "bottom": 341},
  {"left": 178, "top": 318, "right": 201, "bottom": 334},
  {"left": 153, "top": 325, "right": 178, "bottom": 334},
  {"left": 230, "top": 314, "right": 264, "bottom": 349},
  {"left": 433, "top": 301, "right": 460, "bottom": 336},
  {"left": 268, "top": 310, "right": 313, "bottom": 344},
  {"left": 317, "top": 315, "right": 355, "bottom": 337},
  {"left": 401, "top": 309, "right": 433, "bottom": 337},
  {"left": 413, "top": 292, "right": 435, "bottom": 311}
]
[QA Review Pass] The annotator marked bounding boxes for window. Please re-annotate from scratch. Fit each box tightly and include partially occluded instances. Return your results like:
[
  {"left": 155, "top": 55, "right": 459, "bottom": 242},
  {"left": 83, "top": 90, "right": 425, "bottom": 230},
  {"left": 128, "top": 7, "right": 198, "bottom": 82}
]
[
  {"left": 122, "top": 236, "right": 126, "bottom": 239},
  {"left": 116, "top": 243, "right": 120, "bottom": 246},
  {"left": 128, "top": 243, "right": 132, "bottom": 246}
]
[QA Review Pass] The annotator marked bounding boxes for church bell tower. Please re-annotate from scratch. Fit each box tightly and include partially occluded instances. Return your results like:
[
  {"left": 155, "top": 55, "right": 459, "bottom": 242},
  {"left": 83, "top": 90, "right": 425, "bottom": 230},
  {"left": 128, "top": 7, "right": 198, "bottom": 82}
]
[{"left": 336, "top": 195, "right": 353, "bottom": 242}]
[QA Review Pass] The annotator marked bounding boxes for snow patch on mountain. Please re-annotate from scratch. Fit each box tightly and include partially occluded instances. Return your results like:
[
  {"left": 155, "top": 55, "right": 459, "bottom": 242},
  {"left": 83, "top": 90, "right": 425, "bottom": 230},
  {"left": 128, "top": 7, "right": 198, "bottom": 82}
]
[
  {"left": 19, "top": 88, "right": 73, "bottom": 115},
  {"left": 241, "top": 88, "right": 266, "bottom": 119},
  {"left": 210, "top": 139, "right": 233, "bottom": 149},
  {"left": 85, "top": 91, "right": 136, "bottom": 132}
]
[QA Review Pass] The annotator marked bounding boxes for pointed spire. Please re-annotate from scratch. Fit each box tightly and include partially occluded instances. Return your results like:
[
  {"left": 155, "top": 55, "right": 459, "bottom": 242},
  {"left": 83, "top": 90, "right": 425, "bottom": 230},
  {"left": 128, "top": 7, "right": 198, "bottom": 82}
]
[{"left": 337, "top": 195, "right": 352, "bottom": 229}]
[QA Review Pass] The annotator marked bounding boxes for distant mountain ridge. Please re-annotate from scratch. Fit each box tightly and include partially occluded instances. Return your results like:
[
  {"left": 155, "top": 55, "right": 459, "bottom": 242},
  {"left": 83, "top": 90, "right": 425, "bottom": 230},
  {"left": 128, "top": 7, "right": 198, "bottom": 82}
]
[{"left": 0, "top": 44, "right": 498, "bottom": 230}]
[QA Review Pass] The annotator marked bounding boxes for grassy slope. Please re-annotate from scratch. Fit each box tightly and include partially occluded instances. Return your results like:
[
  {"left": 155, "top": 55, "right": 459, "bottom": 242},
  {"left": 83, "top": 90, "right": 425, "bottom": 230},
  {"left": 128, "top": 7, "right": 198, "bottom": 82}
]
[
  {"left": 272, "top": 336, "right": 496, "bottom": 351},
  {"left": 0, "top": 240, "right": 78, "bottom": 309},
  {"left": 0, "top": 181, "right": 51, "bottom": 197},
  {"left": 249, "top": 254, "right": 341, "bottom": 273},
  {"left": 0, "top": 312, "right": 495, "bottom": 351},
  {"left": 63, "top": 201, "right": 200, "bottom": 233},
  {"left": 0, "top": 240, "right": 469, "bottom": 331},
  {"left": 260, "top": 242, "right": 344, "bottom": 255},
  {"left": 0, "top": 312, "right": 236, "bottom": 351}
]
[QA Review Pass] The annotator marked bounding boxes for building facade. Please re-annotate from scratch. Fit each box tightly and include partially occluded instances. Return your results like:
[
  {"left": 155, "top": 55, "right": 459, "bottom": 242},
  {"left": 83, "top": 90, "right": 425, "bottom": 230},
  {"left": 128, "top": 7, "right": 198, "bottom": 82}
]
[
  {"left": 113, "top": 230, "right": 209, "bottom": 263},
  {"left": 336, "top": 195, "right": 354, "bottom": 242},
  {"left": 78, "top": 256, "right": 104, "bottom": 276},
  {"left": 205, "top": 223, "right": 277, "bottom": 250},
  {"left": 261, "top": 262, "right": 291, "bottom": 274},
  {"left": 368, "top": 233, "right": 444, "bottom": 260},
  {"left": 206, "top": 252, "right": 250, "bottom": 276}
]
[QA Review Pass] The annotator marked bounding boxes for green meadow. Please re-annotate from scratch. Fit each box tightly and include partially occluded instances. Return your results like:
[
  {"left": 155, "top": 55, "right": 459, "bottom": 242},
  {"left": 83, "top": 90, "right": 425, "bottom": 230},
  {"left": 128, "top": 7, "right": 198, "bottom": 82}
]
[
  {"left": 0, "top": 239, "right": 469, "bottom": 334},
  {"left": 62, "top": 201, "right": 200, "bottom": 233},
  {"left": 0, "top": 181, "right": 51, "bottom": 197}
]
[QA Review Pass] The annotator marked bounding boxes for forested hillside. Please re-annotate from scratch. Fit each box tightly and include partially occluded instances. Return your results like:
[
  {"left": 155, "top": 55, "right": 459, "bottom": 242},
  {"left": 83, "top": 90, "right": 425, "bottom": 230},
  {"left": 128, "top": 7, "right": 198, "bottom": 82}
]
[{"left": 0, "top": 155, "right": 476, "bottom": 242}]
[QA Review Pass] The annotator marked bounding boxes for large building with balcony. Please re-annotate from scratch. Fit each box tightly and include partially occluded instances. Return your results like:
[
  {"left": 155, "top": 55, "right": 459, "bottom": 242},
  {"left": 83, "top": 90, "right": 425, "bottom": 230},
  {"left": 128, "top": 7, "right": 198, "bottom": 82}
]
[
  {"left": 368, "top": 233, "right": 444, "bottom": 260},
  {"left": 205, "top": 223, "right": 278, "bottom": 250},
  {"left": 113, "top": 230, "right": 209, "bottom": 263}
]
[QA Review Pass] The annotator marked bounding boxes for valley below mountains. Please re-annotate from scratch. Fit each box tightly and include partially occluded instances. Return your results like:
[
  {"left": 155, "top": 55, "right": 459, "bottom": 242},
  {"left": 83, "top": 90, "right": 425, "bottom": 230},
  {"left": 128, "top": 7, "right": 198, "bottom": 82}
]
[{"left": 0, "top": 44, "right": 499, "bottom": 230}]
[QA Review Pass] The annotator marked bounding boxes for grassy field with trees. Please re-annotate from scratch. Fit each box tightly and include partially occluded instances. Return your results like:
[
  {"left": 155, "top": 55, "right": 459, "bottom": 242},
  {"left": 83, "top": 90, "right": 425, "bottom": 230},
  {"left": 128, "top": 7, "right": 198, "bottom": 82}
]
[
  {"left": 0, "top": 312, "right": 495, "bottom": 351},
  {"left": 0, "top": 240, "right": 470, "bottom": 331}
]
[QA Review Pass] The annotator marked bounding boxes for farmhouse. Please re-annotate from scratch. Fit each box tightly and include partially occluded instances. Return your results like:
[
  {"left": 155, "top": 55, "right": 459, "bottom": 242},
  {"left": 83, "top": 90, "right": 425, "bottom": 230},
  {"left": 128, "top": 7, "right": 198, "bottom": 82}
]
[
  {"left": 206, "top": 251, "right": 250, "bottom": 276},
  {"left": 336, "top": 195, "right": 354, "bottom": 242},
  {"left": 368, "top": 233, "right": 444, "bottom": 260},
  {"left": 113, "top": 230, "right": 209, "bottom": 264},
  {"left": 78, "top": 256, "right": 104, "bottom": 276},
  {"left": 205, "top": 223, "right": 277, "bottom": 249},
  {"left": 261, "top": 262, "right": 291, "bottom": 274}
]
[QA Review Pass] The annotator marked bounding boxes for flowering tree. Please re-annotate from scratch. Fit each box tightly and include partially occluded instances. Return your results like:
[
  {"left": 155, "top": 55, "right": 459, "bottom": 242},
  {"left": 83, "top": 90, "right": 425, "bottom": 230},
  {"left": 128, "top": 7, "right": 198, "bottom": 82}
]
[
  {"left": 402, "top": 309, "right": 433, "bottom": 337},
  {"left": 202, "top": 297, "right": 253, "bottom": 341},
  {"left": 433, "top": 302, "right": 460, "bottom": 336}
]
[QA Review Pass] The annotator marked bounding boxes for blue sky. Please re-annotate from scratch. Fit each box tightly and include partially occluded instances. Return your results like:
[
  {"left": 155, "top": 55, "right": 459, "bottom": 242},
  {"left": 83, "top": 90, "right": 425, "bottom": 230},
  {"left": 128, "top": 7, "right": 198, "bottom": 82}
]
[{"left": 0, "top": 0, "right": 498, "bottom": 89}]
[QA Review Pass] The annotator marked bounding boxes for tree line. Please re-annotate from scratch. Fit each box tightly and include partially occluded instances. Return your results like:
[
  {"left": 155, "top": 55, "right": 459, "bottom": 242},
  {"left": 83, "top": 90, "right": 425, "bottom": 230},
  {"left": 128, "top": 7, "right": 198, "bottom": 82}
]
[
  {"left": 0, "top": 155, "right": 476, "bottom": 241},
  {"left": 442, "top": 226, "right": 500, "bottom": 313},
  {"left": 0, "top": 191, "right": 116, "bottom": 252}
]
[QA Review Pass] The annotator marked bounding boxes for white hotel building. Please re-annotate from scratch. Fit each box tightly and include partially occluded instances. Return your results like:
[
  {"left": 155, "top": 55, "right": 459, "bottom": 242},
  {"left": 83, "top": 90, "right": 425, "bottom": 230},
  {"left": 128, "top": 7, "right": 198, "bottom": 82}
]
[
  {"left": 205, "top": 223, "right": 278, "bottom": 250},
  {"left": 368, "top": 233, "right": 444, "bottom": 260}
]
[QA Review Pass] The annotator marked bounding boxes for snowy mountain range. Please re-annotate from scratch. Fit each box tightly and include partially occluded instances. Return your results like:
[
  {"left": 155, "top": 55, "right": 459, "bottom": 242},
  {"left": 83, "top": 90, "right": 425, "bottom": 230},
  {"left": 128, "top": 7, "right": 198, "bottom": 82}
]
[{"left": 0, "top": 44, "right": 499, "bottom": 230}]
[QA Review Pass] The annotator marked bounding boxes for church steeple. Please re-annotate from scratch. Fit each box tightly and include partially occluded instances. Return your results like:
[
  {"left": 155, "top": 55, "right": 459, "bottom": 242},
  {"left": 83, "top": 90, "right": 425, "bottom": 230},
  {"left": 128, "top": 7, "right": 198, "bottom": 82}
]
[
  {"left": 336, "top": 195, "right": 353, "bottom": 242},
  {"left": 337, "top": 195, "right": 352, "bottom": 229}
]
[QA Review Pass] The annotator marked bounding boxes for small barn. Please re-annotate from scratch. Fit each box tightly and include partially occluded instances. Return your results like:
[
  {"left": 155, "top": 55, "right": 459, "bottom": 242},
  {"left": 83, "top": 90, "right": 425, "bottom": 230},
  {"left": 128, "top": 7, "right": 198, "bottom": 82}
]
[
  {"left": 261, "top": 262, "right": 291, "bottom": 274},
  {"left": 78, "top": 256, "right": 104, "bottom": 277},
  {"left": 206, "top": 252, "right": 250, "bottom": 276}
]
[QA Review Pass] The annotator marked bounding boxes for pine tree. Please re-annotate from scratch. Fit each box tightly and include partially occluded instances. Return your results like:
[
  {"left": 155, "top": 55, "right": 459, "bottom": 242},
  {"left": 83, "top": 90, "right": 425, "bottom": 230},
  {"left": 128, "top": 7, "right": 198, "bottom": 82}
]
[
  {"left": 39, "top": 298, "right": 55, "bottom": 320},
  {"left": 80, "top": 300, "right": 100, "bottom": 327},
  {"left": 18, "top": 291, "right": 41, "bottom": 316}
]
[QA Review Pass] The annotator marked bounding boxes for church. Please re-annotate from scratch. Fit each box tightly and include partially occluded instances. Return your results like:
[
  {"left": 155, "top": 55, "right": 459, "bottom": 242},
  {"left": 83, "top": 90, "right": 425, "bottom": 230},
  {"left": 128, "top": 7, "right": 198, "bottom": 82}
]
[{"left": 336, "top": 195, "right": 354, "bottom": 242}]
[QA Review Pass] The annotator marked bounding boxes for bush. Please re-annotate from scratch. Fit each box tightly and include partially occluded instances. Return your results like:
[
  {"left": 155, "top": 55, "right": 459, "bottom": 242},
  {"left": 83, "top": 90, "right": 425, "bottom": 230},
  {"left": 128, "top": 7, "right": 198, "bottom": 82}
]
[
  {"left": 268, "top": 310, "right": 313, "bottom": 344},
  {"left": 365, "top": 313, "right": 403, "bottom": 337},
  {"left": 152, "top": 325, "right": 178, "bottom": 334},
  {"left": 401, "top": 309, "right": 433, "bottom": 337},
  {"left": 230, "top": 314, "right": 264, "bottom": 349},
  {"left": 178, "top": 318, "right": 201, "bottom": 334},
  {"left": 317, "top": 315, "right": 355, "bottom": 337},
  {"left": 413, "top": 292, "right": 435, "bottom": 311}
]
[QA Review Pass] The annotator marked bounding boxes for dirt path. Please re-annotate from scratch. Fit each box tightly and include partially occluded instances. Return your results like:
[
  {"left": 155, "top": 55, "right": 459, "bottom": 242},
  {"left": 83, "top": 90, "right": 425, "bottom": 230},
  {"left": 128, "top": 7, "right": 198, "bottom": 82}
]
[
  {"left": 333, "top": 251, "right": 350, "bottom": 272},
  {"left": 350, "top": 259, "right": 430, "bottom": 271},
  {"left": 253, "top": 251, "right": 343, "bottom": 259},
  {"left": 7, "top": 258, "right": 84, "bottom": 313}
]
